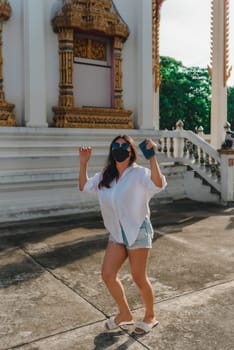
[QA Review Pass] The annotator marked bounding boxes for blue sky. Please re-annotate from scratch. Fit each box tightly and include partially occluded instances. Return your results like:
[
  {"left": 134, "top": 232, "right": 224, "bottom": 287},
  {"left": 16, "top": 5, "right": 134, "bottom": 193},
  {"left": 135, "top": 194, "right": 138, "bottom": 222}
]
[{"left": 160, "top": 0, "right": 234, "bottom": 86}]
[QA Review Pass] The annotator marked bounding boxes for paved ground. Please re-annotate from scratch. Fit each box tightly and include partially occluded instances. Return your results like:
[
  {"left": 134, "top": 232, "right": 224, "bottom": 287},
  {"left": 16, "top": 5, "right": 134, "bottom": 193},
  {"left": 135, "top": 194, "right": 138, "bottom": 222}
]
[{"left": 0, "top": 199, "right": 233, "bottom": 350}]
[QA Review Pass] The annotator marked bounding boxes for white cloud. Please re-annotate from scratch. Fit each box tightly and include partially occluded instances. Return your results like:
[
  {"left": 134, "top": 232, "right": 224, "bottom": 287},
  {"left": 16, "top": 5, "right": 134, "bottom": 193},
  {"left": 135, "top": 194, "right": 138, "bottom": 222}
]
[{"left": 160, "top": 0, "right": 234, "bottom": 86}]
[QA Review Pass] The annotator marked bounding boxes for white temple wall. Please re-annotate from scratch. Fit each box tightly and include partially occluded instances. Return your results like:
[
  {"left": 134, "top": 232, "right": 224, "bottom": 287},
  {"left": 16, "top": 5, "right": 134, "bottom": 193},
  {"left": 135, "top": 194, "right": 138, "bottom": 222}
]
[
  {"left": 116, "top": 0, "right": 154, "bottom": 129},
  {"left": 3, "top": 0, "right": 59, "bottom": 126},
  {"left": 116, "top": 0, "right": 139, "bottom": 125}
]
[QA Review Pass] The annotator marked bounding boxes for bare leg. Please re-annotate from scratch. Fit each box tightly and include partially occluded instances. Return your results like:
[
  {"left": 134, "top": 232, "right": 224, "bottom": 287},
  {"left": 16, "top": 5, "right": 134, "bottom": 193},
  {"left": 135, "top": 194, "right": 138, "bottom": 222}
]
[
  {"left": 128, "top": 248, "right": 157, "bottom": 325},
  {"left": 102, "top": 240, "right": 133, "bottom": 324}
]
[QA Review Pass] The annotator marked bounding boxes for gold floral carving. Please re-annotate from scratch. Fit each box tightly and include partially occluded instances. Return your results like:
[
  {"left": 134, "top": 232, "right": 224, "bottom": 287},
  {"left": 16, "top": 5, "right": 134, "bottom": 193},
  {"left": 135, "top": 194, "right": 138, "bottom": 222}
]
[
  {"left": 52, "top": 0, "right": 132, "bottom": 129},
  {"left": 53, "top": 106, "right": 133, "bottom": 129},
  {"left": 0, "top": 0, "right": 15, "bottom": 126},
  {"left": 74, "top": 36, "right": 107, "bottom": 61},
  {"left": 92, "top": 40, "right": 107, "bottom": 61},
  {"left": 74, "top": 38, "right": 88, "bottom": 59}
]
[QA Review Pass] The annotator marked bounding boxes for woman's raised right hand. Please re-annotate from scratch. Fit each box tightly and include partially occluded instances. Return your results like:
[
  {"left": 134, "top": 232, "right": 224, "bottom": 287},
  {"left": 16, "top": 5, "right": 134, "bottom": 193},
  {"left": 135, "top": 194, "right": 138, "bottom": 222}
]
[{"left": 79, "top": 146, "right": 92, "bottom": 164}]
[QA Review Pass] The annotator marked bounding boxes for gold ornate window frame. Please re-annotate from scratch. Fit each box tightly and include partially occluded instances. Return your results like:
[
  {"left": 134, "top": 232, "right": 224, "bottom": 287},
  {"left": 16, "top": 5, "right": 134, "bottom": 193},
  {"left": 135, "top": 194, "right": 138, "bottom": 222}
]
[{"left": 52, "top": 0, "right": 133, "bottom": 129}]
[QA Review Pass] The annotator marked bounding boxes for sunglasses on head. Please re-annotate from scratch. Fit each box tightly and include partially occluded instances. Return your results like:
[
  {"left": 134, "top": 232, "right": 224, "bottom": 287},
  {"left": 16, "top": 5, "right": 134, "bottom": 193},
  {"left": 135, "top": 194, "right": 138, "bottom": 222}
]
[{"left": 111, "top": 141, "right": 130, "bottom": 150}]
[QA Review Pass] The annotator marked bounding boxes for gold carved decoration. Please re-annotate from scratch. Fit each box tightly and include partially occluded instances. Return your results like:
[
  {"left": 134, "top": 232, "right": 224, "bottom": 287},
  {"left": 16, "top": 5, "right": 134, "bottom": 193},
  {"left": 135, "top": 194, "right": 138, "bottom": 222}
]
[
  {"left": 152, "top": 0, "right": 165, "bottom": 92},
  {"left": 224, "top": 0, "right": 232, "bottom": 86},
  {"left": 58, "top": 28, "right": 74, "bottom": 108},
  {"left": 113, "top": 36, "right": 123, "bottom": 109},
  {"left": 0, "top": 0, "right": 15, "bottom": 126},
  {"left": 74, "top": 38, "right": 88, "bottom": 59},
  {"left": 74, "top": 36, "right": 107, "bottom": 61},
  {"left": 52, "top": 0, "right": 132, "bottom": 129},
  {"left": 208, "top": 0, "right": 214, "bottom": 78},
  {"left": 92, "top": 40, "right": 107, "bottom": 61},
  {"left": 209, "top": 0, "right": 232, "bottom": 86},
  {"left": 53, "top": 106, "right": 132, "bottom": 129},
  {"left": 52, "top": 0, "right": 129, "bottom": 40}
]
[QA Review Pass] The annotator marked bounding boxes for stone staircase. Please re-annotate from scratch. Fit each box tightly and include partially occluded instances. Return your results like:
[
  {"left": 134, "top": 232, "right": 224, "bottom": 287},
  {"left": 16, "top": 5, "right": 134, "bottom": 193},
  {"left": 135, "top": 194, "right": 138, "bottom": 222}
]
[{"left": 184, "top": 168, "right": 221, "bottom": 203}]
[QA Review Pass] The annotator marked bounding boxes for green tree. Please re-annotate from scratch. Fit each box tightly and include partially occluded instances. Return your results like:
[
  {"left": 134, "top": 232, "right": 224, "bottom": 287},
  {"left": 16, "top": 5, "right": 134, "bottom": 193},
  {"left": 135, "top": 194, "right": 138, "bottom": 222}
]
[
  {"left": 227, "top": 86, "right": 234, "bottom": 130},
  {"left": 159, "top": 56, "right": 211, "bottom": 133}
]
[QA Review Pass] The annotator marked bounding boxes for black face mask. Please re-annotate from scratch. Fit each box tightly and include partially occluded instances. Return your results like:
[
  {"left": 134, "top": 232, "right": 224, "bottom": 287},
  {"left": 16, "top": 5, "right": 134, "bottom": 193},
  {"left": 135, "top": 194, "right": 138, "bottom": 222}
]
[{"left": 112, "top": 149, "right": 130, "bottom": 162}]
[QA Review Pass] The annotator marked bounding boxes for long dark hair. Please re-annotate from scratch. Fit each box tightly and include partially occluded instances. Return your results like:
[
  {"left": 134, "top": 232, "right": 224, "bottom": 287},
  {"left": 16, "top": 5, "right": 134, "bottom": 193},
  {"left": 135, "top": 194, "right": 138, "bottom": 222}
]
[{"left": 98, "top": 135, "right": 138, "bottom": 189}]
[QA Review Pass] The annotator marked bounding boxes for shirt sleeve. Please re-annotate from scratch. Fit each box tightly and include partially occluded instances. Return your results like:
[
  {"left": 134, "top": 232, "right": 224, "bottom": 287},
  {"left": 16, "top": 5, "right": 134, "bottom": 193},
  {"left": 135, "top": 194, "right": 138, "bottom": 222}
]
[
  {"left": 83, "top": 172, "right": 102, "bottom": 194},
  {"left": 141, "top": 167, "right": 167, "bottom": 196}
]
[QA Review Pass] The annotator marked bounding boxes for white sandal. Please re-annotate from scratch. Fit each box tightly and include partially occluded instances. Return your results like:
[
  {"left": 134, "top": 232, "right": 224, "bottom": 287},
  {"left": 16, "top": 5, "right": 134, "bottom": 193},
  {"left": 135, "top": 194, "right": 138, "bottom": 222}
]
[
  {"left": 105, "top": 316, "right": 134, "bottom": 330},
  {"left": 134, "top": 320, "right": 159, "bottom": 334}
]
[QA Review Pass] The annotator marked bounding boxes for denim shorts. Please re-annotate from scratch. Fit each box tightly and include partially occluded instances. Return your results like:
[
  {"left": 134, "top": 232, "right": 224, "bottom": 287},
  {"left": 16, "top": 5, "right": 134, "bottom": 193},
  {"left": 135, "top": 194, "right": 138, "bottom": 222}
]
[{"left": 110, "top": 217, "right": 154, "bottom": 250}]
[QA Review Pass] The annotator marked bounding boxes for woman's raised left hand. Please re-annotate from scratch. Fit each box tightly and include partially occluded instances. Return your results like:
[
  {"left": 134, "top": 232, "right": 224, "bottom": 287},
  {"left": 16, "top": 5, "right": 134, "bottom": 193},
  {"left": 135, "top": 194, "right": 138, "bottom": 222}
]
[{"left": 145, "top": 138, "right": 157, "bottom": 151}]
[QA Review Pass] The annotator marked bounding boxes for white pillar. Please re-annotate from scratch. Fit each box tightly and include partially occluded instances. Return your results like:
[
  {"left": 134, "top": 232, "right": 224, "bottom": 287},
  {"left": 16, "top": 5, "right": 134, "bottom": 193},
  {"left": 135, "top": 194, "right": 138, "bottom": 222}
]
[
  {"left": 23, "top": 0, "right": 48, "bottom": 127},
  {"left": 137, "top": 0, "right": 156, "bottom": 129},
  {"left": 210, "top": 0, "right": 227, "bottom": 148},
  {"left": 219, "top": 150, "right": 234, "bottom": 202},
  {"left": 153, "top": 84, "right": 160, "bottom": 130}
]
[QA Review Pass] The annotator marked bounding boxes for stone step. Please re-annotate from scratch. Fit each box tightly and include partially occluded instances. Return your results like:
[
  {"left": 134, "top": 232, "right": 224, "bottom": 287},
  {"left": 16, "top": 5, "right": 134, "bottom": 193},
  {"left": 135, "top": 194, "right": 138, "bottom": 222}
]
[{"left": 184, "top": 170, "right": 221, "bottom": 203}]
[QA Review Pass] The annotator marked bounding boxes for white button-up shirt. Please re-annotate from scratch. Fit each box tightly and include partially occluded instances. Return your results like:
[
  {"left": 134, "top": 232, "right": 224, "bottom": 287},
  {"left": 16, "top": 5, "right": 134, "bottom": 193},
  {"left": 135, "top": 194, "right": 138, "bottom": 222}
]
[{"left": 83, "top": 163, "right": 167, "bottom": 246}]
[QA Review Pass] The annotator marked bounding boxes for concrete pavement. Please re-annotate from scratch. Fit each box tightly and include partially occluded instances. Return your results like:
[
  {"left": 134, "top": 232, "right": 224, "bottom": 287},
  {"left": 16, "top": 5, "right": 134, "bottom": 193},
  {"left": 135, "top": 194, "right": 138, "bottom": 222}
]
[{"left": 0, "top": 199, "right": 234, "bottom": 350}]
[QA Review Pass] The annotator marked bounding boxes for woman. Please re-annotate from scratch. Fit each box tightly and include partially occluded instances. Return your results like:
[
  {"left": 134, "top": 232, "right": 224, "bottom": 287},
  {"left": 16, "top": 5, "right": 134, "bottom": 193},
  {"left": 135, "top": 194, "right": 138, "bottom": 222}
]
[{"left": 79, "top": 135, "right": 166, "bottom": 335}]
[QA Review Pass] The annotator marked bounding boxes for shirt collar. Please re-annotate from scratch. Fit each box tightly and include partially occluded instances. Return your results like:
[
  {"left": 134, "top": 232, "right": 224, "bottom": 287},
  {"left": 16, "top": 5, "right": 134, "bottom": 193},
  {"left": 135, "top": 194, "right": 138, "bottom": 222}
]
[{"left": 116, "top": 162, "right": 137, "bottom": 182}]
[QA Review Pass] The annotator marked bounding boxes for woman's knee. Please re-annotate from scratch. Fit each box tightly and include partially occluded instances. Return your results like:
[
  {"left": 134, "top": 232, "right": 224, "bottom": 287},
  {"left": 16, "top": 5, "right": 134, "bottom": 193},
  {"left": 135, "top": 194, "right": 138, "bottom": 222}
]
[
  {"left": 131, "top": 272, "right": 148, "bottom": 288},
  {"left": 101, "top": 268, "right": 116, "bottom": 284}
]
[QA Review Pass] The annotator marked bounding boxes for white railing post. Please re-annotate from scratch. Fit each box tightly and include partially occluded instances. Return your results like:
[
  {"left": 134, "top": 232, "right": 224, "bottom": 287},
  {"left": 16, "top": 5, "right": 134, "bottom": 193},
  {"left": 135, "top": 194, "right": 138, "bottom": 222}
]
[
  {"left": 218, "top": 149, "right": 234, "bottom": 202},
  {"left": 174, "top": 120, "right": 184, "bottom": 158},
  {"left": 197, "top": 126, "right": 204, "bottom": 138}
]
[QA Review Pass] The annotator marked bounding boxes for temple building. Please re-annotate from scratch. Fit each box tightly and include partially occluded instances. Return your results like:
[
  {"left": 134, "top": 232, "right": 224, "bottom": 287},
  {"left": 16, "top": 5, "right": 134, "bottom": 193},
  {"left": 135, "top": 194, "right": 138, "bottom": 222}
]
[
  {"left": 1, "top": 0, "right": 160, "bottom": 130},
  {"left": 0, "top": 0, "right": 233, "bottom": 222}
]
